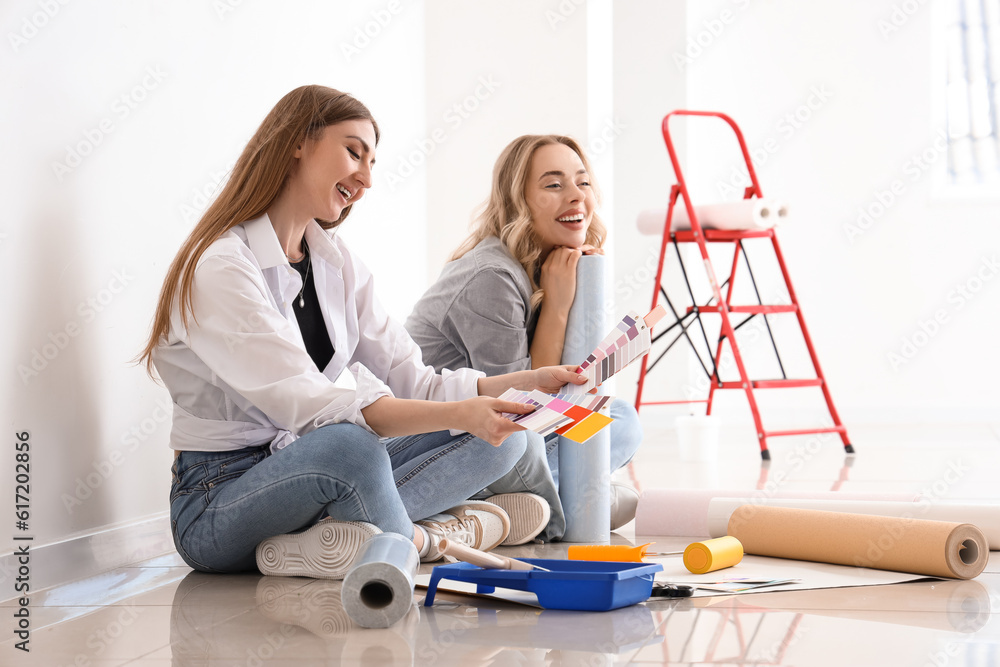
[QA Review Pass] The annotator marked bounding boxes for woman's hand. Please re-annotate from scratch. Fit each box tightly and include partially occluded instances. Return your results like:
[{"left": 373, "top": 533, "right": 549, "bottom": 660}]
[
  {"left": 530, "top": 365, "right": 588, "bottom": 394},
  {"left": 579, "top": 244, "right": 604, "bottom": 256},
  {"left": 455, "top": 396, "right": 534, "bottom": 447},
  {"left": 538, "top": 247, "right": 583, "bottom": 314}
]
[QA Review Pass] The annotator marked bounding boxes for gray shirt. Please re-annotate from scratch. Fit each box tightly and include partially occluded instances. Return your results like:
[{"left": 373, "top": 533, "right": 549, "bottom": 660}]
[{"left": 405, "top": 236, "right": 538, "bottom": 375}]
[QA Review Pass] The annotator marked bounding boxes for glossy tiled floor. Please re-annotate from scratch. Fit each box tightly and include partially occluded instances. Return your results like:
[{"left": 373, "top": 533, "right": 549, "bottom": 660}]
[{"left": 4, "top": 417, "right": 1000, "bottom": 666}]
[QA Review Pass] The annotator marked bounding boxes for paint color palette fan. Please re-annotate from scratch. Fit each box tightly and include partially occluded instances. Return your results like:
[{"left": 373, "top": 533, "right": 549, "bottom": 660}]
[
  {"left": 499, "top": 389, "right": 614, "bottom": 443},
  {"left": 565, "top": 305, "right": 667, "bottom": 394}
]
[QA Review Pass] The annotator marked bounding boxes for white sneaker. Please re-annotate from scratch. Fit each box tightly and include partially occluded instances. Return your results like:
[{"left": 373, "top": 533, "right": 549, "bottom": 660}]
[
  {"left": 416, "top": 501, "right": 510, "bottom": 562},
  {"left": 255, "top": 518, "right": 381, "bottom": 579},
  {"left": 483, "top": 493, "right": 550, "bottom": 545},
  {"left": 610, "top": 482, "right": 640, "bottom": 531}
]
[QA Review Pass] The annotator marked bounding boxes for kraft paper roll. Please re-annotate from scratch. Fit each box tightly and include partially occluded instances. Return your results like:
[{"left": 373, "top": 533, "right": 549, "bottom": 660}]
[
  {"left": 683, "top": 536, "right": 744, "bottom": 574},
  {"left": 636, "top": 199, "right": 787, "bottom": 235},
  {"left": 727, "top": 505, "right": 988, "bottom": 580},
  {"left": 634, "top": 488, "right": 918, "bottom": 538},
  {"left": 559, "top": 254, "right": 611, "bottom": 543},
  {"left": 341, "top": 532, "right": 419, "bottom": 628},
  {"left": 707, "top": 498, "right": 1000, "bottom": 549}
]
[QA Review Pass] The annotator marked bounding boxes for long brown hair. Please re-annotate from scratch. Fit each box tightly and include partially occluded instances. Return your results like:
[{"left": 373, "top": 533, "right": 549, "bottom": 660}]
[
  {"left": 451, "top": 135, "right": 605, "bottom": 309},
  {"left": 138, "top": 85, "right": 379, "bottom": 375}
]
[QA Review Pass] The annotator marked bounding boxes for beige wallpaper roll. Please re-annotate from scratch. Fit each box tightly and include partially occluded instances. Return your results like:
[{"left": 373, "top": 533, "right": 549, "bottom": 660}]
[
  {"left": 708, "top": 498, "right": 1000, "bottom": 549},
  {"left": 727, "top": 505, "right": 988, "bottom": 580}
]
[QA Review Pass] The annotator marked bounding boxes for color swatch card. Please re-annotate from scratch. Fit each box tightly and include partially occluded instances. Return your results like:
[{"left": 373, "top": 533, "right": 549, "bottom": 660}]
[
  {"left": 564, "top": 305, "right": 667, "bottom": 395},
  {"left": 498, "top": 388, "right": 574, "bottom": 437},
  {"left": 498, "top": 389, "right": 613, "bottom": 443}
]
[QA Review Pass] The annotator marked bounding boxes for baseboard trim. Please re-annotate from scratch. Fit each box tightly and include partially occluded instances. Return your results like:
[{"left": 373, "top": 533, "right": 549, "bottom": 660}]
[{"left": 0, "top": 512, "right": 174, "bottom": 600}]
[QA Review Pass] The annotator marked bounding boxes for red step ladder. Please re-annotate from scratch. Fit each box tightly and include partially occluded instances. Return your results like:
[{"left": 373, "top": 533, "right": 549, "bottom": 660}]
[{"left": 634, "top": 110, "right": 853, "bottom": 460}]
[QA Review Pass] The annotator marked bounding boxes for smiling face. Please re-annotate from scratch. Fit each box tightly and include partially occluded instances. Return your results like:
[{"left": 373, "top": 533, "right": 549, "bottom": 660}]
[
  {"left": 289, "top": 118, "right": 377, "bottom": 224},
  {"left": 524, "top": 142, "right": 596, "bottom": 255}
]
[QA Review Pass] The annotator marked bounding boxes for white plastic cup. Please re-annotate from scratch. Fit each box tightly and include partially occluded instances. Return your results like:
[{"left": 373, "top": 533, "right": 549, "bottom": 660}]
[{"left": 675, "top": 415, "right": 721, "bottom": 462}]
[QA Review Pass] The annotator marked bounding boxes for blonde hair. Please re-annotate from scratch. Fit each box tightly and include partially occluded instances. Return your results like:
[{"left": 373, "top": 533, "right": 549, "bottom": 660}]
[
  {"left": 452, "top": 135, "right": 605, "bottom": 310},
  {"left": 138, "top": 85, "right": 379, "bottom": 375}
]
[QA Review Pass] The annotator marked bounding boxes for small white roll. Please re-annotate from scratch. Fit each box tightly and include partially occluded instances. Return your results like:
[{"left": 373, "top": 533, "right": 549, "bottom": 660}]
[
  {"left": 341, "top": 532, "right": 419, "bottom": 629},
  {"left": 637, "top": 199, "right": 787, "bottom": 235}
]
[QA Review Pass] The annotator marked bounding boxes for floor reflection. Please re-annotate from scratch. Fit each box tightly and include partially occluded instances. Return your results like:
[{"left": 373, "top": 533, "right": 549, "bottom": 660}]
[{"left": 166, "top": 569, "right": 670, "bottom": 666}]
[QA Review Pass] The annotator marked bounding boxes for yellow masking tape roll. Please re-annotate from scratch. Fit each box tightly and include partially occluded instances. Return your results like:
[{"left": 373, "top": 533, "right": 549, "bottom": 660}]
[{"left": 683, "top": 536, "right": 744, "bottom": 574}]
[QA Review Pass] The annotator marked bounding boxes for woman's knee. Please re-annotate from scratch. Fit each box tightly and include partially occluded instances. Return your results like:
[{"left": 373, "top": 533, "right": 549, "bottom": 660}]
[
  {"left": 302, "top": 423, "right": 389, "bottom": 470},
  {"left": 488, "top": 430, "right": 528, "bottom": 473}
]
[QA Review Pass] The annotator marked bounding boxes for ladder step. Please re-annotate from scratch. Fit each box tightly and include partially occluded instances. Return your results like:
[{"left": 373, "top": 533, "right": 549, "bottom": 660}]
[
  {"left": 688, "top": 304, "right": 797, "bottom": 314},
  {"left": 637, "top": 399, "right": 709, "bottom": 406},
  {"left": 671, "top": 229, "right": 774, "bottom": 242},
  {"left": 754, "top": 379, "right": 822, "bottom": 388},
  {"left": 764, "top": 426, "right": 847, "bottom": 438},
  {"left": 717, "top": 379, "right": 823, "bottom": 389}
]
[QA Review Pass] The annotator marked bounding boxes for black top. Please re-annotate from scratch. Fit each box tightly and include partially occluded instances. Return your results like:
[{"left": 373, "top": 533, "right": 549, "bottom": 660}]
[{"left": 290, "top": 243, "right": 335, "bottom": 371}]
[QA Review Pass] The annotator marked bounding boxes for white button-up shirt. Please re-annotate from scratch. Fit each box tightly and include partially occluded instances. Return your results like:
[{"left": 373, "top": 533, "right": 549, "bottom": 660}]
[{"left": 153, "top": 214, "right": 484, "bottom": 452}]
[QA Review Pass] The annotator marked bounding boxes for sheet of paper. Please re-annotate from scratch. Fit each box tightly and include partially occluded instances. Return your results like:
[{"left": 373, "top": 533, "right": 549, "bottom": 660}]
[{"left": 650, "top": 554, "right": 940, "bottom": 597}]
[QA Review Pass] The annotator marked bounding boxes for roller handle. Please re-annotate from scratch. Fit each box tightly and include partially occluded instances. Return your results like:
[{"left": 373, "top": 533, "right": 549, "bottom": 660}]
[{"left": 438, "top": 539, "right": 537, "bottom": 571}]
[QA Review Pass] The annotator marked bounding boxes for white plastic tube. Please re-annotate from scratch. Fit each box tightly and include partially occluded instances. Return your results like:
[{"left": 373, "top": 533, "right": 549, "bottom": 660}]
[
  {"left": 636, "top": 199, "right": 788, "bottom": 235},
  {"left": 558, "top": 254, "right": 611, "bottom": 543}
]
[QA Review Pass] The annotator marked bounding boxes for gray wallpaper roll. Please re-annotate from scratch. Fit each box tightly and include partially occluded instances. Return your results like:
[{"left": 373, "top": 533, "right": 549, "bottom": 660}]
[
  {"left": 341, "top": 532, "right": 419, "bottom": 629},
  {"left": 558, "top": 254, "right": 611, "bottom": 543}
]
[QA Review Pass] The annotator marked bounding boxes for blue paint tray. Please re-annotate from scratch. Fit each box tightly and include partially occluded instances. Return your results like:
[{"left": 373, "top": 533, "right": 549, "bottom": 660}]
[{"left": 423, "top": 558, "right": 663, "bottom": 612}]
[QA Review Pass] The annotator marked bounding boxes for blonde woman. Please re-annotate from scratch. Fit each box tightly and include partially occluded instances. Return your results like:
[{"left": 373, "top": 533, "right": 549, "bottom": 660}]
[
  {"left": 406, "top": 135, "right": 642, "bottom": 543},
  {"left": 139, "top": 89, "right": 586, "bottom": 577}
]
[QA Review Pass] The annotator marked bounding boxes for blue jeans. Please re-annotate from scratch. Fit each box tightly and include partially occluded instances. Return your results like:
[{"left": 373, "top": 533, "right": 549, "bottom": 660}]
[
  {"left": 169, "top": 423, "right": 527, "bottom": 573},
  {"left": 479, "top": 398, "right": 642, "bottom": 541}
]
